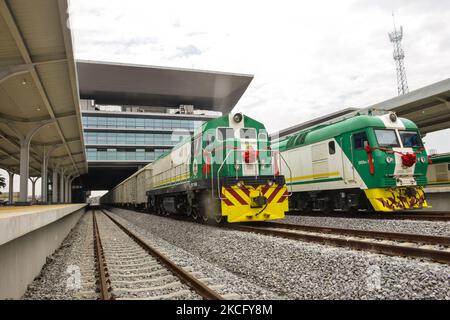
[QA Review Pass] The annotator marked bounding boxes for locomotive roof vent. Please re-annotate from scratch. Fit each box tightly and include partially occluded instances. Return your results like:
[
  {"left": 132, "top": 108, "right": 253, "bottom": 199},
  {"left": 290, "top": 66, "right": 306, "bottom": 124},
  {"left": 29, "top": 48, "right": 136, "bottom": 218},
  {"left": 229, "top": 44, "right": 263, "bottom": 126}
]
[
  {"left": 233, "top": 113, "right": 243, "bottom": 123},
  {"left": 389, "top": 113, "right": 398, "bottom": 122}
]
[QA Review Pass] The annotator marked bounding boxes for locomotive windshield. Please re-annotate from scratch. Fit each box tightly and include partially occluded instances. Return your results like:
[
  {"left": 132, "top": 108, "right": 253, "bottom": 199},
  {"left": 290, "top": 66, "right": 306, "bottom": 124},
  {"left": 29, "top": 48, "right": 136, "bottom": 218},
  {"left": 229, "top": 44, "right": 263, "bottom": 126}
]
[
  {"left": 240, "top": 128, "right": 257, "bottom": 140},
  {"left": 217, "top": 128, "right": 235, "bottom": 141},
  {"left": 399, "top": 131, "right": 423, "bottom": 148},
  {"left": 374, "top": 129, "right": 400, "bottom": 148}
]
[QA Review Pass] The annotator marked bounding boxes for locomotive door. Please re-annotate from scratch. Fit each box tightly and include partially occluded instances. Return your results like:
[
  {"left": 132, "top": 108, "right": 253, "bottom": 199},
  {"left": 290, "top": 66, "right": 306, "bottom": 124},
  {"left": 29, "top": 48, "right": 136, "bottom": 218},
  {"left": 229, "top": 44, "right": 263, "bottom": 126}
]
[
  {"left": 338, "top": 136, "right": 354, "bottom": 185},
  {"left": 351, "top": 131, "right": 370, "bottom": 186}
]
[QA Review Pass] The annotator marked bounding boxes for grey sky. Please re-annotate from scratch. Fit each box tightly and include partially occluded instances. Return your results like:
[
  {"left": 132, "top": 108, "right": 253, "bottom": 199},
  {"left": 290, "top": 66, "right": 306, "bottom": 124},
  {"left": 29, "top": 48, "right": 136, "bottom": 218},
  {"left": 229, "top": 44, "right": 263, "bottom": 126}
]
[
  {"left": 1, "top": 0, "right": 449, "bottom": 194},
  {"left": 69, "top": 0, "right": 450, "bottom": 150}
]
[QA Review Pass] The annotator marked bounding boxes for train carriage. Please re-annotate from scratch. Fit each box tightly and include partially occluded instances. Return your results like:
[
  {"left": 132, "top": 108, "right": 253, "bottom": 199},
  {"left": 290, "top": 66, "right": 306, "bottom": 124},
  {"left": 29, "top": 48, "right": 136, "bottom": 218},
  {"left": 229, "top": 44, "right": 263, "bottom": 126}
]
[
  {"left": 427, "top": 153, "right": 450, "bottom": 188},
  {"left": 273, "top": 111, "right": 430, "bottom": 213}
]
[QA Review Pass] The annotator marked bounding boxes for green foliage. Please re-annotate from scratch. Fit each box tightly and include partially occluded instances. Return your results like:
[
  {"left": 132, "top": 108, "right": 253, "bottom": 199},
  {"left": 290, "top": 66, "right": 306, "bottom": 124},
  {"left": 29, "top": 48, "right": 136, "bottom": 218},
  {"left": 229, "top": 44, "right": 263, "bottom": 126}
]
[{"left": 0, "top": 175, "right": 5, "bottom": 195}]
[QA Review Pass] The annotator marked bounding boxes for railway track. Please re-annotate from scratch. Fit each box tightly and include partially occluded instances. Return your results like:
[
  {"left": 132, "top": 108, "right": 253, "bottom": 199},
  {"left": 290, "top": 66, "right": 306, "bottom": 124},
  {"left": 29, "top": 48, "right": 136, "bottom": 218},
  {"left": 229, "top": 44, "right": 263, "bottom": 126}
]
[
  {"left": 230, "top": 222, "right": 450, "bottom": 265},
  {"left": 92, "top": 209, "right": 224, "bottom": 300},
  {"left": 287, "top": 211, "right": 450, "bottom": 222}
]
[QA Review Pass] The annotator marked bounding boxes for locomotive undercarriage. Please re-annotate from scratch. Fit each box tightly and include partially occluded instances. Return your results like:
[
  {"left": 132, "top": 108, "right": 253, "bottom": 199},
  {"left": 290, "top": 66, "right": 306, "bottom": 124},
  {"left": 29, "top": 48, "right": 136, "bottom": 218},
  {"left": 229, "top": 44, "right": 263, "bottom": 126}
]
[
  {"left": 289, "top": 189, "right": 372, "bottom": 213},
  {"left": 144, "top": 175, "right": 288, "bottom": 223}
]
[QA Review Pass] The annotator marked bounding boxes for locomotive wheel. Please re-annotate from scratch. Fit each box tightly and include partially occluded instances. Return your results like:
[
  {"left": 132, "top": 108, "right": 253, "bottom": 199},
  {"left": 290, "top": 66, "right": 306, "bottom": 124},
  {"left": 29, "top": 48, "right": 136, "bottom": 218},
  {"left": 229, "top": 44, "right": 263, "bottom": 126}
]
[
  {"left": 214, "top": 214, "right": 224, "bottom": 224},
  {"left": 157, "top": 203, "right": 164, "bottom": 215},
  {"left": 201, "top": 211, "right": 209, "bottom": 223},
  {"left": 191, "top": 206, "right": 199, "bottom": 221}
]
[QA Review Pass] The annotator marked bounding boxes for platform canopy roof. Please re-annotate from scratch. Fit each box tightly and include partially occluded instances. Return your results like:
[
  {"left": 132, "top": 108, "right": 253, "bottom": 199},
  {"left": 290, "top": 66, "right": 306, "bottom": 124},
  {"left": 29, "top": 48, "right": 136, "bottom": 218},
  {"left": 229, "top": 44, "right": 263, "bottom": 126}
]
[
  {"left": 365, "top": 78, "right": 450, "bottom": 135},
  {"left": 77, "top": 60, "right": 254, "bottom": 114},
  {"left": 273, "top": 78, "right": 450, "bottom": 139},
  {"left": 0, "top": 0, "right": 87, "bottom": 177}
]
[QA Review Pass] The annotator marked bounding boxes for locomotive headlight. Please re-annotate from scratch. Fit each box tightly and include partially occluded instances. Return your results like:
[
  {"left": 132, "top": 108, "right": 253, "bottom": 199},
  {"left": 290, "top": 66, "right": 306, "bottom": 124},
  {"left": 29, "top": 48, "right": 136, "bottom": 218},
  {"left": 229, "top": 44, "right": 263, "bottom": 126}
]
[
  {"left": 233, "top": 113, "right": 243, "bottom": 123},
  {"left": 420, "top": 156, "right": 426, "bottom": 163},
  {"left": 237, "top": 181, "right": 244, "bottom": 188},
  {"left": 386, "top": 156, "right": 394, "bottom": 164},
  {"left": 267, "top": 180, "right": 274, "bottom": 187},
  {"left": 389, "top": 113, "right": 398, "bottom": 122}
]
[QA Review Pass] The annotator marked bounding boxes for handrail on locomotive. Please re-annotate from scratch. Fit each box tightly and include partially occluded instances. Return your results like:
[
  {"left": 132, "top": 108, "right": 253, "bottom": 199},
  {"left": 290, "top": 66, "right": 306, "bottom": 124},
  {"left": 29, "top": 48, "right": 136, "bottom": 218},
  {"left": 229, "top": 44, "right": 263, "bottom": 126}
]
[{"left": 213, "top": 148, "right": 293, "bottom": 201}]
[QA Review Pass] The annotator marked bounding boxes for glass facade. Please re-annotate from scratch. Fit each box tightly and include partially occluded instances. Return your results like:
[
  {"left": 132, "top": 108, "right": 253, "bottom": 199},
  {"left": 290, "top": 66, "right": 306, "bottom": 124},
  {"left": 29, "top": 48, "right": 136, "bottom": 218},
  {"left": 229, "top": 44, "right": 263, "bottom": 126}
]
[
  {"left": 84, "top": 131, "right": 188, "bottom": 146},
  {"left": 86, "top": 148, "right": 169, "bottom": 161},
  {"left": 82, "top": 116, "right": 204, "bottom": 131},
  {"left": 82, "top": 113, "right": 210, "bottom": 162}
]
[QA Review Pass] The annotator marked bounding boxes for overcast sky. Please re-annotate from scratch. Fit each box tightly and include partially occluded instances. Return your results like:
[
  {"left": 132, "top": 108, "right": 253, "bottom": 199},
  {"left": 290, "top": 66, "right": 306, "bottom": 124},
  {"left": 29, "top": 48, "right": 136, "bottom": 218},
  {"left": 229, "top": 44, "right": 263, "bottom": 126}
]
[
  {"left": 68, "top": 0, "right": 450, "bottom": 149},
  {"left": 2, "top": 0, "right": 450, "bottom": 195}
]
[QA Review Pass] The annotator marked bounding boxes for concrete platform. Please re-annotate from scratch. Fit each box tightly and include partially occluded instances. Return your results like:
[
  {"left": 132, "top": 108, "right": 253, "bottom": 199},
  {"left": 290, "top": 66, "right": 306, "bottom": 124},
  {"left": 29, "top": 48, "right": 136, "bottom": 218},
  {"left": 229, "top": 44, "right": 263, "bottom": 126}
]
[
  {"left": 0, "top": 204, "right": 87, "bottom": 299},
  {"left": 424, "top": 187, "right": 450, "bottom": 212}
]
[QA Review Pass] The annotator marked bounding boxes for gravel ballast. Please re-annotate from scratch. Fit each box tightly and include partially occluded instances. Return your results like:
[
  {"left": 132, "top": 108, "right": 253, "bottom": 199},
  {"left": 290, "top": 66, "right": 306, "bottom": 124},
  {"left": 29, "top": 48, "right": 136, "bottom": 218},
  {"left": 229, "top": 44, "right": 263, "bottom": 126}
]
[
  {"left": 111, "top": 208, "right": 450, "bottom": 300},
  {"left": 23, "top": 213, "right": 97, "bottom": 300},
  {"left": 23, "top": 211, "right": 281, "bottom": 300},
  {"left": 283, "top": 214, "right": 450, "bottom": 236}
]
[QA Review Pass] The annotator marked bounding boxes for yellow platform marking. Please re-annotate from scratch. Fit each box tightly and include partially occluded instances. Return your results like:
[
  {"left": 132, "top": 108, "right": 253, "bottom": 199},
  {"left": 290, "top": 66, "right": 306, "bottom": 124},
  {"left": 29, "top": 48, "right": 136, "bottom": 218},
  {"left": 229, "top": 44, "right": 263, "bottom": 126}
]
[{"left": 0, "top": 204, "right": 84, "bottom": 217}]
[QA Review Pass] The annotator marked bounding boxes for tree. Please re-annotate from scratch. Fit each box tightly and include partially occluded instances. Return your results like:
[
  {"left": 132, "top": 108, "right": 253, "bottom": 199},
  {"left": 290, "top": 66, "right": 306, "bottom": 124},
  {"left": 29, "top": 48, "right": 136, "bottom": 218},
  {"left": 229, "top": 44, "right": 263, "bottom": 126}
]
[{"left": 0, "top": 174, "right": 5, "bottom": 195}]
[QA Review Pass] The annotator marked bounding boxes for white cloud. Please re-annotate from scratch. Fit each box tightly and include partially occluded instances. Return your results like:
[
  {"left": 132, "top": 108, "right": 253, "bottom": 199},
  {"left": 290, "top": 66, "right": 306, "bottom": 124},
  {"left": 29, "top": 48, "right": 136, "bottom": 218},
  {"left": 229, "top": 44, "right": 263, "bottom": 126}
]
[{"left": 69, "top": 0, "right": 450, "bottom": 138}]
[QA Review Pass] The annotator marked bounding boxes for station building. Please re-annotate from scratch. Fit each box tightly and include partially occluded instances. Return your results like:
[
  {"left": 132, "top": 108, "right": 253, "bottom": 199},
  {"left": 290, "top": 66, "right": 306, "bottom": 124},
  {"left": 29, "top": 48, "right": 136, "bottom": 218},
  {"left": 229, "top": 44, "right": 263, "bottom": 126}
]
[{"left": 76, "top": 61, "right": 253, "bottom": 191}]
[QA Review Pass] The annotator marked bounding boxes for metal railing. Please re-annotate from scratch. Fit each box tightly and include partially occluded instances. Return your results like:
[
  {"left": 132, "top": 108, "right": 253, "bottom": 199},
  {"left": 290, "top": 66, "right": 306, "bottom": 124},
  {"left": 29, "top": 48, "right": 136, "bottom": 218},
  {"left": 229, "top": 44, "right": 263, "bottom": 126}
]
[{"left": 212, "top": 149, "right": 293, "bottom": 200}]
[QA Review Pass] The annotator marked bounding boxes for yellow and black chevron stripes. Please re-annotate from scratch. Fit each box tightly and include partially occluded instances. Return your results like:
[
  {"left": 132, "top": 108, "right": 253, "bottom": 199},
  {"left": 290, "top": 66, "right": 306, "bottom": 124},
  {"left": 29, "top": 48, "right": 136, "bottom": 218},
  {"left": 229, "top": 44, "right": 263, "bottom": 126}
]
[
  {"left": 221, "top": 184, "right": 287, "bottom": 206},
  {"left": 221, "top": 183, "right": 288, "bottom": 223}
]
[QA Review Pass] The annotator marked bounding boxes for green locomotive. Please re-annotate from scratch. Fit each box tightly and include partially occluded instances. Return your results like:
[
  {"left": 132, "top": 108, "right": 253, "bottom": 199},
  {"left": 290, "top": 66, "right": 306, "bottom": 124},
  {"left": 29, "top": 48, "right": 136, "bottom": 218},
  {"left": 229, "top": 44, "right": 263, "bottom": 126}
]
[
  {"left": 102, "top": 113, "right": 289, "bottom": 223},
  {"left": 272, "top": 111, "right": 430, "bottom": 212}
]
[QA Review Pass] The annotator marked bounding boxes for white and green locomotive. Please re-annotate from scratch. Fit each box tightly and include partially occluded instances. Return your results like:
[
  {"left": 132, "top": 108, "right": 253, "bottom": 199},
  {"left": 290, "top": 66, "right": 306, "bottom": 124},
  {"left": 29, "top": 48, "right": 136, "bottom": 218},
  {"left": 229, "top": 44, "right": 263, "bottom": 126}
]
[{"left": 272, "top": 111, "right": 430, "bottom": 213}]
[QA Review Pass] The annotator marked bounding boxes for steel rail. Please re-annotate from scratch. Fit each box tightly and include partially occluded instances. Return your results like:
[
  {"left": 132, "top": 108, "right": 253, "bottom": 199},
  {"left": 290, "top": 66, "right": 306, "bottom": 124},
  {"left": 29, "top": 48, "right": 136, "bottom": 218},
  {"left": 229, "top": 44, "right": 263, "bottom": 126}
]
[
  {"left": 92, "top": 210, "right": 112, "bottom": 300},
  {"left": 260, "top": 221, "right": 450, "bottom": 246},
  {"left": 232, "top": 224, "right": 450, "bottom": 265},
  {"left": 287, "top": 211, "right": 450, "bottom": 222},
  {"left": 101, "top": 210, "right": 224, "bottom": 300}
]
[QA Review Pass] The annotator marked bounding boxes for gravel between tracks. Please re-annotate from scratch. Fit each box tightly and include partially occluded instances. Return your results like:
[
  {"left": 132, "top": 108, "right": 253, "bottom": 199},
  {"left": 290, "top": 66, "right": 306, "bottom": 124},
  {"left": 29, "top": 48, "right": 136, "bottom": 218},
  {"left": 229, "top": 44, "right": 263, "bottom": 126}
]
[
  {"left": 105, "top": 211, "right": 283, "bottom": 300},
  {"left": 283, "top": 215, "right": 450, "bottom": 236},
  {"left": 111, "top": 208, "right": 450, "bottom": 300},
  {"left": 22, "top": 213, "right": 97, "bottom": 300},
  {"left": 22, "top": 211, "right": 281, "bottom": 300}
]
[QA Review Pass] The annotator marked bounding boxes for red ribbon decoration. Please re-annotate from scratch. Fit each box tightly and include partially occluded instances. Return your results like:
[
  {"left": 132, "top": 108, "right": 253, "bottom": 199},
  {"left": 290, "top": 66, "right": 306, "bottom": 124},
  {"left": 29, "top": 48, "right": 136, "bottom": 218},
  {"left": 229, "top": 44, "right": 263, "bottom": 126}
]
[
  {"left": 365, "top": 145, "right": 420, "bottom": 175},
  {"left": 401, "top": 153, "right": 416, "bottom": 167},
  {"left": 243, "top": 146, "right": 259, "bottom": 164}
]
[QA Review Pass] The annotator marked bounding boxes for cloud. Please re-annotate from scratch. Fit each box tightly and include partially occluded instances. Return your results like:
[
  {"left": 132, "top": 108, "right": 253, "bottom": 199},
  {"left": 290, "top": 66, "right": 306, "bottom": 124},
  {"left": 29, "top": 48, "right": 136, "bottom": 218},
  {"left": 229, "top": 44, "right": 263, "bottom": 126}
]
[
  {"left": 170, "top": 45, "right": 203, "bottom": 60},
  {"left": 69, "top": 0, "right": 450, "bottom": 152}
]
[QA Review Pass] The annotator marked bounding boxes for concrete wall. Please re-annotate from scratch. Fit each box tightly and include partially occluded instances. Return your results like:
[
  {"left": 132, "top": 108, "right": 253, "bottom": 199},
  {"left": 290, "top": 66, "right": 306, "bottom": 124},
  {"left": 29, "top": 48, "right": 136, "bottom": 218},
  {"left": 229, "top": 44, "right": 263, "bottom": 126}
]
[
  {"left": 0, "top": 205, "right": 86, "bottom": 299},
  {"left": 426, "top": 188, "right": 450, "bottom": 211}
]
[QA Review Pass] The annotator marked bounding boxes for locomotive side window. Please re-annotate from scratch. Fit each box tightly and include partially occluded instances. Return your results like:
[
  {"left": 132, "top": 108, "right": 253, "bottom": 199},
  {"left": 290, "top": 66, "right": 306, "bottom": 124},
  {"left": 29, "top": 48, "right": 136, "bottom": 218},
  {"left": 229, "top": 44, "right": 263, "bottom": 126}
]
[
  {"left": 217, "top": 128, "right": 235, "bottom": 141},
  {"left": 399, "top": 131, "right": 423, "bottom": 148},
  {"left": 240, "top": 128, "right": 257, "bottom": 140},
  {"left": 328, "top": 141, "right": 336, "bottom": 155},
  {"left": 193, "top": 136, "right": 202, "bottom": 156},
  {"left": 374, "top": 129, "right": 400, "bottom": 148},
  {"left": 353, "top": 132, "right": 368, "bottom": 150}
]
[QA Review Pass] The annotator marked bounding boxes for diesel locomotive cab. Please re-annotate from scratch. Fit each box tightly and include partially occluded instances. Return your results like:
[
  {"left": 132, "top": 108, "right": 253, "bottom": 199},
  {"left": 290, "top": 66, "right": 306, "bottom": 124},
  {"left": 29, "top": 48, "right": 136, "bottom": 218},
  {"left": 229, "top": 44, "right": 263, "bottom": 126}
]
[
  {"left": 275, "top": 112, "right": 429, "bottom": 214},
  {"left": 195, "top": 113, "right": 288, "bottom": 222},
  {"left": 360, "top": 121, "right": 429, "bottom": 211}
]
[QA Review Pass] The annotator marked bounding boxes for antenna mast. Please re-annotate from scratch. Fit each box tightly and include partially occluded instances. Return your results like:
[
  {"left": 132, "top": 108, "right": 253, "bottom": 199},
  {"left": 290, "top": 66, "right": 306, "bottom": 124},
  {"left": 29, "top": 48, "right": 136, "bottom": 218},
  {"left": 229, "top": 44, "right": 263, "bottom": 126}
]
[{"left": 388, "top": 13, "right": 409, "bottom": 95}]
